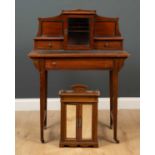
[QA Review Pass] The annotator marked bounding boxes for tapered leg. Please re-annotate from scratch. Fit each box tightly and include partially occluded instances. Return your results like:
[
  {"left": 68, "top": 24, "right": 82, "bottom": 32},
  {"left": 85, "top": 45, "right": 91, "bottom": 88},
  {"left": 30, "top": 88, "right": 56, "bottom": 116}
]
[
  {"left": 40, "top": 66, "right": 47, "bottom": 143},
  {"left": 109, "top": 70, "right": 113, "bottom": 129},
  {"left": 44, "top": 71, "right": 48, "bottom": 128},
  {"left": 111, "top": 69, "right": 119, "bottom": 143}
]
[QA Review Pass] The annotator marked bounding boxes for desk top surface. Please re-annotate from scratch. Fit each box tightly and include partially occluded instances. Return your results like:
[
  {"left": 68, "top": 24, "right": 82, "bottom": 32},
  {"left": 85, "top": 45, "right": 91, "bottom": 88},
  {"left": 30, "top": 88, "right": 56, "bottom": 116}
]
[{"left": 28, "top": 50, "right": 129, "bottom": 59}]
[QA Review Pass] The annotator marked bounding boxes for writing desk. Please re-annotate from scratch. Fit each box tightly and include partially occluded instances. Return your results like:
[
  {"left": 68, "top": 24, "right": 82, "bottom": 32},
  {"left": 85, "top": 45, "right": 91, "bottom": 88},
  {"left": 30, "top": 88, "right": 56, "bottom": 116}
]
[{"left": 28, "top": 50, "right": 129, "bottom": 143}]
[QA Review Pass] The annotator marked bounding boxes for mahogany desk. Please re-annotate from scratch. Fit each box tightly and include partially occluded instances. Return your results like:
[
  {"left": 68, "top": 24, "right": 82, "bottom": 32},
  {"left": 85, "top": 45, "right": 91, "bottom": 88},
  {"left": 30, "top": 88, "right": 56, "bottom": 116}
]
[{"left": 28, "top": 50, "right": 129, "bottom": 143}]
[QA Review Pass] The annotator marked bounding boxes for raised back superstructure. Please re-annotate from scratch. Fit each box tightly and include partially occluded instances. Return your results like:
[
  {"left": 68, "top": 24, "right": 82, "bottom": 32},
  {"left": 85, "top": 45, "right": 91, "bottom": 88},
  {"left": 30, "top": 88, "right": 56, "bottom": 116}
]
[{"left": 34, "top": 9, "right": 123, "bottom": 50}]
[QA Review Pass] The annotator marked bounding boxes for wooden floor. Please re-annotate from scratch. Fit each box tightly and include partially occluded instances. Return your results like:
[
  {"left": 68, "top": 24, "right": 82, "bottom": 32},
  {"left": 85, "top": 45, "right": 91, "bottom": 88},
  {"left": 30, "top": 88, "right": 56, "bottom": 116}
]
[{"left": 16, "top": 110, "right": 139, "bottom": 155}]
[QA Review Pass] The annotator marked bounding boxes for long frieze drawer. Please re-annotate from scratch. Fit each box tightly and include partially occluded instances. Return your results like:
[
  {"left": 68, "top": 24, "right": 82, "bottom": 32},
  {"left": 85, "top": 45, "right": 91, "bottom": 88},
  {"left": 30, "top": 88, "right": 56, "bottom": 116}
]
[
  {"left": 45, "top": 59, "right": 113, "bottom": 70},
  {"left": 94, "top": 41, "right": 123, "bottom": 50},
  {"left": 34, "top": 40, "right": 63, "bottom": 50}
]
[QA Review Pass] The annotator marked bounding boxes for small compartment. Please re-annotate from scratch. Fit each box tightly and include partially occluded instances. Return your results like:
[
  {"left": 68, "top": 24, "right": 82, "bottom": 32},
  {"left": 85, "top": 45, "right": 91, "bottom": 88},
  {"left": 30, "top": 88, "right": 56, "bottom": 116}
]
[{"left": 66, "top": 18, "right": 91, "bottom": 49}]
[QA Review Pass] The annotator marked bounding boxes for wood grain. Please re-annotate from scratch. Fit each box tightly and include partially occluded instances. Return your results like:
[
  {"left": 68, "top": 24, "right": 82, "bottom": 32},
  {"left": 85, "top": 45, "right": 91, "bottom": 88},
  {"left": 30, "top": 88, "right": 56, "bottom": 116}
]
[{"left": 16, "top": 110, "right": 140, "bottom": 155}]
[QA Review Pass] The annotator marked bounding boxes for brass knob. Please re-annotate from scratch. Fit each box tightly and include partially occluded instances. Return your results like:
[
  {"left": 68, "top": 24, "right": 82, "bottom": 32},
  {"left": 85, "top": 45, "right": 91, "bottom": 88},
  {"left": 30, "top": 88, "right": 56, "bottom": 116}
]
[
  {"left": 48, "top": 42, "right": 52, "bottom": 47},
  {"left": 104, "top": 42, "right": 109, "bottom": 47},
  {"left": 52, "top": 62, "right": 57, "bottom": 65}
]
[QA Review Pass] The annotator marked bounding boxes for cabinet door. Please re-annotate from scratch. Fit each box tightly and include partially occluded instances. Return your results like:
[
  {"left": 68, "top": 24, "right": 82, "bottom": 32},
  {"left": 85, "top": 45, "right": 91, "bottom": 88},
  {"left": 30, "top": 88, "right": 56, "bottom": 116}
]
[
  {"left": 65, "top": 104, "right": 83, "bottom": 140},
  {"left": 66, "top": 104, "right": 77, "bottom": 139},
  {"left": 64, "top": 103, "right": 97, "bottom": 142},
  {"left": 81, "top": 104, "right": 93, "bottom": 140}
]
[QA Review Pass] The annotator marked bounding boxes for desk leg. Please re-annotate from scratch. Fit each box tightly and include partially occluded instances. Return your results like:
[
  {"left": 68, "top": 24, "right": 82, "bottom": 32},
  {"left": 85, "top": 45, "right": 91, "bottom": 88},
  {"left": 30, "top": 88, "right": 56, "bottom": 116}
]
[
  {"left": 44, "top": 71, "right": 48, "bottom": 128},
  {"left": 40, "top": 69, "right": 47, "bottom": 143},
  {"left": 109, "top": 70, "right": 113, "bottom": 129},
  {"left": 111, "top": 69, "right": 119, "bottom": 143}
]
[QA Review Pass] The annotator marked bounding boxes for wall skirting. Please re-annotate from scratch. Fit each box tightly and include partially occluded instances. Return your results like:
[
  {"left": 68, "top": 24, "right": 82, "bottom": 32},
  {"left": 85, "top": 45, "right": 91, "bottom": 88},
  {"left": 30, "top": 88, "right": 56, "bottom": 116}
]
[{"left": 15, "top": 97, "right": 140, "bottom": 111}]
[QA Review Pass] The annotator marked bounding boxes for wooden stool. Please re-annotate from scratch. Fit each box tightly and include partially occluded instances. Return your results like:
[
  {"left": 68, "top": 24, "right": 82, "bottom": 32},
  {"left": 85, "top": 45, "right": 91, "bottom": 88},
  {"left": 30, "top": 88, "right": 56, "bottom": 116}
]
[{"left": 59, "top": 84, "right": 100, "bottom": 147}]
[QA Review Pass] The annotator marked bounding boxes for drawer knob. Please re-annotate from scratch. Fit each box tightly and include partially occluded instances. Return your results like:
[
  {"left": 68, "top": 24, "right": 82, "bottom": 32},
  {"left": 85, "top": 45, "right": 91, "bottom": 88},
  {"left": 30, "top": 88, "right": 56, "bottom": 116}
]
[
  {"left": 104, "top": 42, "right": 109, "bottom": 47},
  {"left": 48, "top": 42, "right": 52, "bottom": 47},
  {"left": 52, "top": 62, "right": 57, "bottom": 65}
]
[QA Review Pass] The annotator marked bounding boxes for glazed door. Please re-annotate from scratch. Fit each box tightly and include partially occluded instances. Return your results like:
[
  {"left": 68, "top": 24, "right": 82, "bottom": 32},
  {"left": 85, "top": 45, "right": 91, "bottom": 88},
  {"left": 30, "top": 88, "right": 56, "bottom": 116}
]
[
  {"left": 66, "top": 104, "right": 77, "bottom": 139},
  {"left": 65, "top": 103, "right": 94, "bottom": 141},
  {"left": 64, "top": 16, "right": 94, "bottom": 50}
]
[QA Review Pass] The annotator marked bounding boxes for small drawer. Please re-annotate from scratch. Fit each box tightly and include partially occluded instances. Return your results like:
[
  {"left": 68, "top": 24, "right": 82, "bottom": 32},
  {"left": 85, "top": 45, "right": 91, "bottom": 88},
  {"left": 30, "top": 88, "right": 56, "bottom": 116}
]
[
  {"left": 95, "top": 41, "right": 122, "bottom": 50},
  {"left": 34, "top": 40, "right": 63, "bottom": 50}
]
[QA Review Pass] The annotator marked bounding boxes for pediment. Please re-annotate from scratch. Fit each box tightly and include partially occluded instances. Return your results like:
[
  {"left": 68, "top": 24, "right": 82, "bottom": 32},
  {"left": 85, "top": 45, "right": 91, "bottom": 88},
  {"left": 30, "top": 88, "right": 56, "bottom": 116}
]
[{"left": 62, "top": 9, "right": 96, "bottom": 15}]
